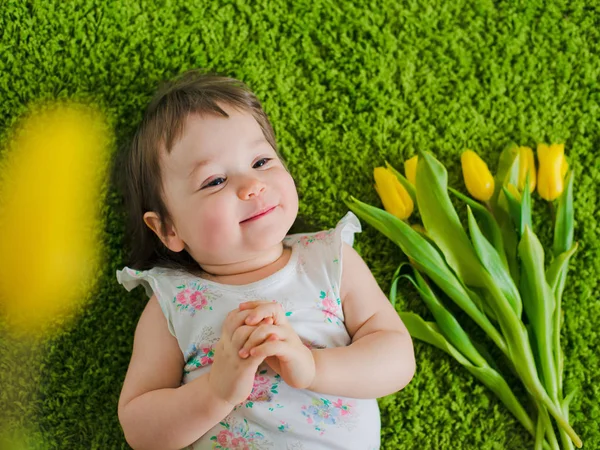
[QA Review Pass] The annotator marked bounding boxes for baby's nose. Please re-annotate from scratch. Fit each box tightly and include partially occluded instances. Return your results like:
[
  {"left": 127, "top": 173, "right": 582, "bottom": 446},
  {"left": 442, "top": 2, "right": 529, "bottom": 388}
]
[{"left": 238, "top": 177, "right": 266, "bottom": 199}]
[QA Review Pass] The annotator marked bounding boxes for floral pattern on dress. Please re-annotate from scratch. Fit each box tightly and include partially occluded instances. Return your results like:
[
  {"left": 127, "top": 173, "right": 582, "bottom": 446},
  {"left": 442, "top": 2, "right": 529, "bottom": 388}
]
[
  {"left": 316, "top": 289, "right": 343, "bottom": 326},
  {"left": 301, "top": 397, "right": 356, "bottom": 435},
  {"left": 277, "top": 298, "right": 296, "bottom": 317},
  {"left": 183, "top": 327, "right": 218, "bottom": 376},
  {"left": 277, "top": 421, "right": 291, "bottom": 432},
  {"left": 173, "top": 282, "right": 217, "bottom": 316},
  {"left": 210, "top": 417, "right": 273, "bottom": 449},
  {"left": 298, "top": 229, "right": 334, "bottom": 247},
  {"left": 237, "top": 369, "right": 281, "bottom": 409},
  {"left": 183, "top": 343, "right": 215, "bottom": 374}
]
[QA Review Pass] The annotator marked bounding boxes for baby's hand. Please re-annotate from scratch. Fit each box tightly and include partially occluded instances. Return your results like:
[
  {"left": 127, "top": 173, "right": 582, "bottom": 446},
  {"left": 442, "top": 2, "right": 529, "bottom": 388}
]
[
  {"left": 208, "top": 307, "right": 268, "bottom": 407},
  {"left": 238, "top": 301, "right": 315, "bottom": 390}
]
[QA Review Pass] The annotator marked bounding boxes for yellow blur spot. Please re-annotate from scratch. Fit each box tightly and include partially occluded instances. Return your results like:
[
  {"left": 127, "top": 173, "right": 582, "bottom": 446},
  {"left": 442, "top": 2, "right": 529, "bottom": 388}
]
[{"left": 0, "top": 102, "right": 111, "bottom": 337}]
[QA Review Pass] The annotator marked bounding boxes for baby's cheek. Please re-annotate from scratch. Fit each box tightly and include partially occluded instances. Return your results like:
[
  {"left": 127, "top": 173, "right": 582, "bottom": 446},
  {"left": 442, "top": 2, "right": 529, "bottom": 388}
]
[
  {"left": 195, "top": 204, "right": 238, "bottom": 253},
  {"left": 200, "top": 210, "right": 230, "bottom": 242}
]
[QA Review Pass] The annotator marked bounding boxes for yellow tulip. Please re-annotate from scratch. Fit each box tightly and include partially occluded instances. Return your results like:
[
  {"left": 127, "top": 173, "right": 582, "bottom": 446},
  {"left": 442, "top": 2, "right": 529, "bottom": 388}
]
[
  {"left": 517, "top": 146, "right": 536, "bottom": 193},
  {"left": 404, "top": 155, "right": 418, "bottom": 186},
  {"left": 461, "top": 150, "right": 495, "bottom": 202},
  {"left": 537, "top": 143, "right": 568, "bottom": 201},
  {"left": 0, "top": 103, "right": 110, "bottom": 337},
  {"left": 374, "top": 166, "right": 414, "bottom": 220}
]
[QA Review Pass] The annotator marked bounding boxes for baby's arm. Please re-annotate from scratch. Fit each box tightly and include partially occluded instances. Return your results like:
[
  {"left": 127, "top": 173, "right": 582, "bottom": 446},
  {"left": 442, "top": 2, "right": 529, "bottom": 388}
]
[
  {"left": 118, "top": 295, "right": 233, "bottom": 450},
  {"left": 308, "top": 243, "right": 416, "bottom": 398}
]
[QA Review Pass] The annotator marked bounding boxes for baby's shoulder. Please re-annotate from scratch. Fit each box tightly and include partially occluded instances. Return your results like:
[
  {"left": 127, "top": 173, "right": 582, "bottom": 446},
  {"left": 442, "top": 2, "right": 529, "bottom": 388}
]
[{"left": 284, "top": 211, "right": 361, "bottom": 252}]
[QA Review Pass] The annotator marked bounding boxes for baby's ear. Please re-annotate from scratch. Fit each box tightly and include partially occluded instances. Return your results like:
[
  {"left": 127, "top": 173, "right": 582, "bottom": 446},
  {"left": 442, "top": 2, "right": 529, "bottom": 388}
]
[{"left": 143, "top": 211, "right": 185, "bottom": 252}]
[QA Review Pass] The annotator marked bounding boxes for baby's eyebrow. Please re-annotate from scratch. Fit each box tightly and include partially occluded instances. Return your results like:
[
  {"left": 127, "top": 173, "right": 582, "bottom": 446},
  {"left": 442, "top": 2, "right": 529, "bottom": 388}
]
[
  {"left": 187, "top": 138, "right": 270, "bottom": 178},
  {"left": 188, "top": 159, "right": 213, "bottom": 179}
]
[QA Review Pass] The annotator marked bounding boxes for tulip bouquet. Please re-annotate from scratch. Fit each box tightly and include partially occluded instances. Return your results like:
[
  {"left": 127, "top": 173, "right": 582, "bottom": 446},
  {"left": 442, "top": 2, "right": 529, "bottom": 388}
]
[{"left": 345, "top": 144, "right": 579, "bottom": 449}]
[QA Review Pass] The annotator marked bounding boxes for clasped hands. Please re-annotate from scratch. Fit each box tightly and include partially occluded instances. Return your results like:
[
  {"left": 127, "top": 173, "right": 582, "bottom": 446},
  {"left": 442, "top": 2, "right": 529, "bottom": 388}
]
[
  {"left": 209, "top": 300, "right": 316, "bottom": 407},
  {"left": 237, "top": 300, "right": 315, "bottom": 388}
]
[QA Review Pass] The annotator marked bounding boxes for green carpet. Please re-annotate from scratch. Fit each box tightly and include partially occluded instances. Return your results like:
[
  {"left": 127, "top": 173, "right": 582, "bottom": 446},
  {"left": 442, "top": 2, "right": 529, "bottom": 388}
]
[{"left": 1, "top": 1, "right": 599, "bottom": 448}]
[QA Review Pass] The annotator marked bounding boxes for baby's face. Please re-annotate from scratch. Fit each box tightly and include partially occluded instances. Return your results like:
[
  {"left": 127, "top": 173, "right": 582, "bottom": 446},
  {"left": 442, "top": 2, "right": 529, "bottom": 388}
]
[{"left": 154, "top": 104, "right": 298, "bottom": 267}]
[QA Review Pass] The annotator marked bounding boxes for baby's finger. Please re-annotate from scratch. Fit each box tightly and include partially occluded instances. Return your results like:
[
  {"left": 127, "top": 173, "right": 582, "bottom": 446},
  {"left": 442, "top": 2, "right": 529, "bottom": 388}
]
[
  {"left": 230, "top": 324, "right": 259, "bottom": 352},
  {"left": 244, "top": 302, "right": 287, "bottom": 326},
  {"left": 239, "top": 325, "right": 284, "bottom": 358},
  {"left": 239, "top": 300, "right": 274, "bottom": 311},
  {"left": 249, "top": 339, "right": 292, "bottom": 361},
  {"left": 221, "top": 308, "right": 254, "bottom": 339}
]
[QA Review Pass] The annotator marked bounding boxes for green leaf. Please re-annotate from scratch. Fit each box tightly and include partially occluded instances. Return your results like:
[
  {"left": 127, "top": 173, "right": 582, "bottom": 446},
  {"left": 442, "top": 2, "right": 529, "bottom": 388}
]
[
  {"left": 494, "top": 143, "right": 520, "bottom": 192},
  {"left": 449, "top": 187, "right": 508, "bottom": 269},
  {"left": 466, "top": 286, "right": 498, "bottom": 323},
  {"left": 554, "top": 171, "right": 574, "bottom": 256},
  {"left": 502, "top": 185, "right": 523, "bottom": 234},
  {"left": 520, "top": 176, "right": 532, "bottom": 236},
  {"left": 347, "top": 194, "right": 582, "bottom": 447},
  {"left": 546, "top": 242, "right": 578, "bottom": 407},
  {"left": 404, "top": 270, "right": 488, "bottom": 367},
  {"left": 389, "top": 262, "right": 412, "bottom": 307},
  {"left": 345, "top": 195, "right": 507, "bottom": 355},
  {"left": 535, "top": 411, "right": 544, "bottom": 450},
  {"left": 415, "top": 151, "right": 487, "bottom": 287},
  {"left": 518, "top": 226, "right": 558, "bottom": 401},
  {"left": 467, "top": 206, "right": 523, "bottom": 319},
  {"left": 503, "top": 145, "right": 522, "bottom": 191},
  {"left": 490, "top": 144, "right": 521, "bottom": 283},
  {"left": 546, "top": 244, "right": 578, "bottom": 295},
  {"left": 399, "top": 312, "right": 536, "bottom": 438}
]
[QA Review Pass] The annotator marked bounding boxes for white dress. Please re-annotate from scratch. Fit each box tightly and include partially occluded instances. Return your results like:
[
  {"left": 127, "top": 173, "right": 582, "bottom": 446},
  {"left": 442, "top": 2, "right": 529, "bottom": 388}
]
[{"left": 116, "top": 212, "right": 381, "bottom": 450}]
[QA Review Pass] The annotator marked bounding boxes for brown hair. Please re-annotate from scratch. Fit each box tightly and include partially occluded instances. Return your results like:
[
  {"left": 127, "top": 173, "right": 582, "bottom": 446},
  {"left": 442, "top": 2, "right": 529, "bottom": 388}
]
[{"left": 115, "top": 69, "right": 291, "bottom": 273}]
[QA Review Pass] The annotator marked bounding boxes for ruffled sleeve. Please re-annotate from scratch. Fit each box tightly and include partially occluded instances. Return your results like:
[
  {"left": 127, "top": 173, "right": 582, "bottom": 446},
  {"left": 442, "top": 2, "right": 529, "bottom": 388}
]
[
  {"left": 330, "top": 211, "right": 362, "bottom": 296},
  {"left": 337, "top": 211, "right": 362, "bottom": 247},
  {"left": 116, "top": 267, "right": 176, "bottom": 337}
]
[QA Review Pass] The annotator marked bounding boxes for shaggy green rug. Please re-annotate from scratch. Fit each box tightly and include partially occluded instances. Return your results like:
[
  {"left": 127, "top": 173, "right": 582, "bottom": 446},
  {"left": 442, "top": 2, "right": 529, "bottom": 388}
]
[{"left": 1, "top": 0, "right": 598, "bottom": 448}]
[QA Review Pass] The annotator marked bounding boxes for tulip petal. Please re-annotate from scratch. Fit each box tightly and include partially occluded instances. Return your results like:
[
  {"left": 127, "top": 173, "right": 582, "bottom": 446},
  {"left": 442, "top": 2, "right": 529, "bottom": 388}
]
[
  {"left": 374, "top": 167, "right": 412, "bottom": 220},
  {"left": 537, "top": 143, "right": 566, "bottom": 201},
  {"left": 385, "top": 161, "right": 417, "bottom": 206},
  {"left": 518, "top": 146, "right": 537, "bottom": 193},
  {"left": 461, "top": 150, "right": 495, "bottom": 201},
  {"left": 404, "top": 155, "right": 418, "bottom": 187}
]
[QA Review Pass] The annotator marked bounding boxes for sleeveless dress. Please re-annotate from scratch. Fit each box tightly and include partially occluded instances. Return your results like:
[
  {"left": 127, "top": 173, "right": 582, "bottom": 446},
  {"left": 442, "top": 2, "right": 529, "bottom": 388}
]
[{"left": 116, "top": 212, "right": 381, "bottom": 450}]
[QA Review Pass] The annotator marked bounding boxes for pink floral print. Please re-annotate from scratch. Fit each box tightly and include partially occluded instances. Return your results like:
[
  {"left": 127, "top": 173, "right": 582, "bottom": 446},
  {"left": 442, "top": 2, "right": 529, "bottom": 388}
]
[
  {"left": 237, "top": 369, "right": 281, "bottom": 409},
  {"left": 301, "top": 397, "right": 356, "bottom": 434},
  {"left": 299, "top": 229, "right": 333, "bottom": 247},
  {"left": 183, "top": 342, "right": 215, "bottom": 375},
  {"left": 316, "top": 289, "right": 342, "bottom": 326},
  {"left": 210, "top": 418, "right": 272, "bottom": 449},
  {"left": 173, "top": 282, "right": 214, "bottom": 316}
]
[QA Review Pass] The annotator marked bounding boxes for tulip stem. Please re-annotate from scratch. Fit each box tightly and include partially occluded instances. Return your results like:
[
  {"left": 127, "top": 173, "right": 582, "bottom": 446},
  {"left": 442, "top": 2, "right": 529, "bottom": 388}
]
[
  {"left": 548, "top": 201, "right": 556, "bottom": 223},
  {"left": 484, "top": 200, "right": 493, "bottom": 214}
]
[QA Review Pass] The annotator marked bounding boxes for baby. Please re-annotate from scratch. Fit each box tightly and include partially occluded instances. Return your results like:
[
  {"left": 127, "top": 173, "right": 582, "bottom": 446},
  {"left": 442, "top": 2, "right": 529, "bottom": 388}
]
[{"left": 115, "top": 69, "right": 415, "bottom": 450}]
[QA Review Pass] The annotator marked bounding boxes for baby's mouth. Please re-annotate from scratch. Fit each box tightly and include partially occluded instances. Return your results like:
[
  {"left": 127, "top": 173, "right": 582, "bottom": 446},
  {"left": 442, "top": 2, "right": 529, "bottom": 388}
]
[{"left": 241, "top": 205, "right": 277, "bottom": 223}]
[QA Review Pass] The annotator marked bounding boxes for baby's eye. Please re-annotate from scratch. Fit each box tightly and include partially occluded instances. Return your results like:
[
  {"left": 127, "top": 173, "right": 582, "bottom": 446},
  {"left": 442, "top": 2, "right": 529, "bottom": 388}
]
[
  {"left": 203, "top": 177, "right": 226, "bottom": 189},
  {"left": 253, "top": 158, "right": 272, "bottom": 168}
]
